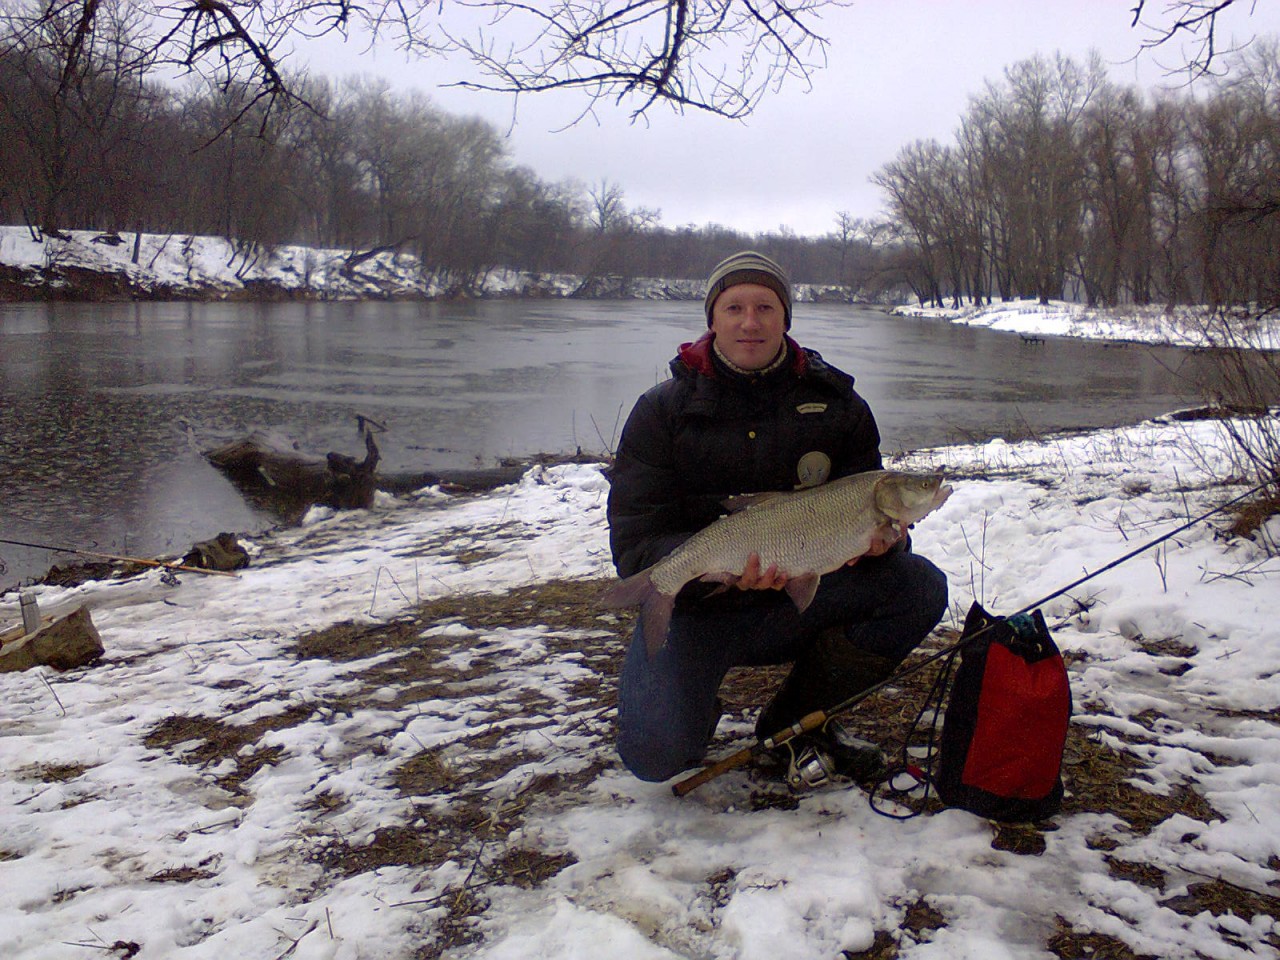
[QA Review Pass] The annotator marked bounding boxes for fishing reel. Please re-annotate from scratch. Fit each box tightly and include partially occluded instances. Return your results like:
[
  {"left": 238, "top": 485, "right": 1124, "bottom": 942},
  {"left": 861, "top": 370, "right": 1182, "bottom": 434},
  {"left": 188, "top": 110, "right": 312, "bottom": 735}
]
[{"left": 785, "top": 740, "right": 837, "bottom": 790}]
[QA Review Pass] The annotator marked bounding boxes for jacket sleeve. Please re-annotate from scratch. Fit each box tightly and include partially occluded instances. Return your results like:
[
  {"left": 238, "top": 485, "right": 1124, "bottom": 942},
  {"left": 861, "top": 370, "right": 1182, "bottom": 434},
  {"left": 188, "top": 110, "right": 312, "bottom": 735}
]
[
  {"left": 835, "top": 389, "right": 885, "bottom": 478},
  {"left": 844, "top": 391, "right": 913, "bottom": 557},
  {"left": 607, "top": 390, "right": 697, "bottom": 578}
]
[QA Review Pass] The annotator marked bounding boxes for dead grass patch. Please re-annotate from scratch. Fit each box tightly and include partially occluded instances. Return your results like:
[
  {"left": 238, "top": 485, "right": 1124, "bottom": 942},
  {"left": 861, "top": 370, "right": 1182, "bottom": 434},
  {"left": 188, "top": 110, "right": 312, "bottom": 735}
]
[
  {"left": 1106, "top": 857, "right": 1167, "bottom": 889},
  {"left": 488, "top": 848, "right": 577, "bottom": 889},
  {"left": 148, "top": 865, "right": 218, "bottom": 883},
  {"left": 1136, "top": 637, "right": 1198, "bottom": 659},
  {"left": 143, "top": 704, "right": 311, "bottom": 795},
  {"left": 294, "top": 618, "right": 427, "bottom": 663},
  {"left": 991, "top": 821, "right": 1049, "bottom": 856},
  {"left": 901, "top": 897, "right": 947, "bottom": 937},
  {"left": 393, "top": 749, "right": 459, "bottom": 796},
  {"left": 1047, "top": 917, "right": 1157, "bottom": 960},
  {"left": 414, "top": 888, "right": 487, "bottom": 960},
  {"left": 25, "top": 762, "right": 92, "bottom": 783},
  {"left": 1227, "top": 492, "right": 1280, "bottom": 540},
  {"left": 319, "top": 823, "right": 457, "bottom": 878},
  {"left": 843, "top": 931, "right": 899, "bottom": 960},
  {"left": 1161, "top": 879, "right": 1280, "bottom": 921},
  {"left": 1059, "top": 728, "right": 1220, "bottom": 834},
  {"left": 293, "top": 581, "right": 628, "bottom": 718},
  {"left": 304, "top": 789, "right": 349, "bottom": 816}
]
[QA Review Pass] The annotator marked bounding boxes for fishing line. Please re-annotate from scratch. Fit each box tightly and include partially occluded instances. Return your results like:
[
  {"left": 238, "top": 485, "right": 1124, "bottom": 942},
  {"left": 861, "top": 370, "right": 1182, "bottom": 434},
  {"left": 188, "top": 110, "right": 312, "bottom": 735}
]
[{"left": 825, "top": 475, "right": 1275, "bottom": 718}]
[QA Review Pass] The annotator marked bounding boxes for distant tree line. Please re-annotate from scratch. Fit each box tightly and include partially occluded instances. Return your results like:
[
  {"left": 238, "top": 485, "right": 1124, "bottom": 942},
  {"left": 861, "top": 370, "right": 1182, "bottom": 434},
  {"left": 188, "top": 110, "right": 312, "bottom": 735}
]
[
  {"left": 0, "top": 1, "right": 897, "bottom": 295},
  {"left": 874, "top": 46, "right": 1280, "bottom": 311}
]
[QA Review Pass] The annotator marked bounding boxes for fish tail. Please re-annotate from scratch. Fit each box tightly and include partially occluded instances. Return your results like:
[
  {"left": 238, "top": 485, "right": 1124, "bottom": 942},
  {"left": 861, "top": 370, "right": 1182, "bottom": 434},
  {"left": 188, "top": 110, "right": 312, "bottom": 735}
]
[
  {"left": 640, "top": 594, "right": 676, "bottom": 658},
  {"left": 600, "top": 569, "right": 655, "bottom": 608},
  {"left": 602, "top": 571, "right": 676, "bottom": 657}
]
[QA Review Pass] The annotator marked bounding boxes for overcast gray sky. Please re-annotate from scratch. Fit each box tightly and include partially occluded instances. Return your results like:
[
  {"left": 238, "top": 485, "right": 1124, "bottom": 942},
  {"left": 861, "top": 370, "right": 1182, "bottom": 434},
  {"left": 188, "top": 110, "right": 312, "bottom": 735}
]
[{"left": 303, "top": 1, "right": 1280, "bottom": 237}]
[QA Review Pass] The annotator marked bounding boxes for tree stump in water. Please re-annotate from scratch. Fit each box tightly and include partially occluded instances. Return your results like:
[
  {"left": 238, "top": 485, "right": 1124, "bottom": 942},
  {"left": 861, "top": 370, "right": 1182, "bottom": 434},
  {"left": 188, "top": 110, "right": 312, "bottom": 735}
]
[
  {"left": 206, "top": 422, "right": 538, "bottom": 520},
  {"left": 206, "top": 428, "right": 381, "bottom": 520}
]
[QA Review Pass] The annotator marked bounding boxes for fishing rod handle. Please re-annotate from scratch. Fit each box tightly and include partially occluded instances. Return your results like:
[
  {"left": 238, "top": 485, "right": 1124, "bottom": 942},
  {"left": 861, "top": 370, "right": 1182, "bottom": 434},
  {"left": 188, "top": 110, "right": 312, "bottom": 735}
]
[
  {"left": 671, "top": 746, "right": 755, "bottom": 796},
  {"left": 671, "top": 709, "right": 828, "bottom": 797}
]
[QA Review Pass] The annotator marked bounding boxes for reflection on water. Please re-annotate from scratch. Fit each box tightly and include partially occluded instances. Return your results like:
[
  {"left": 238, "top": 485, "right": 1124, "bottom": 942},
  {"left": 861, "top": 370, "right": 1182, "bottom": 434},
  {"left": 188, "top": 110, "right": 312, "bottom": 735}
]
[{"left": 0, "top": 299, "right": 1238, "bottom": 588}]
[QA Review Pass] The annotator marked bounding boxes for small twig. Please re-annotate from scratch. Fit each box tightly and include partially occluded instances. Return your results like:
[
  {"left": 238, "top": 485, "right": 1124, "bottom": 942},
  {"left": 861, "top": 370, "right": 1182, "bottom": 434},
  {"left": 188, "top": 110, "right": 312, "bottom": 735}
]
[
  {"left": 270, "top": 920, "right": 319, "bottom": 960},
  {"left": 38, "top": 670, "right": 67, "bottom": 716}
]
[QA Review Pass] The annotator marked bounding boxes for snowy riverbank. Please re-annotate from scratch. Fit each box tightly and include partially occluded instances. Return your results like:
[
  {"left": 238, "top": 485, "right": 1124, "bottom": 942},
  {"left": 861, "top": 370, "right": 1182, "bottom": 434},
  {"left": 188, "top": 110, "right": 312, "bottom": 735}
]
[
  {"left": 2, "top": 410, "right": 1278, "bottom": 959},
  {"left": 894, "top": 298, "right": 1280, "bottom": 350},
  {"left": 0, "top": 227, "right": 855, "bottom": 305}
]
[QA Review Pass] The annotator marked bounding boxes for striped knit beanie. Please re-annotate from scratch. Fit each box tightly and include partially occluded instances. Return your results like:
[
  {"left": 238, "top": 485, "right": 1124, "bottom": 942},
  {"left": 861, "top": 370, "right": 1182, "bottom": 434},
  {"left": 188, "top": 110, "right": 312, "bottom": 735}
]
[{"left": 703, "top": 250, "right": 792, "bottom": 329}]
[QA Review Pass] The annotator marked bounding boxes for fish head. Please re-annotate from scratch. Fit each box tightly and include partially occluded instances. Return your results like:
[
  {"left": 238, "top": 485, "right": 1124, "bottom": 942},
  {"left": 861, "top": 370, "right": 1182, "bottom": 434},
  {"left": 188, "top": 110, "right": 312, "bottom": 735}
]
[{"left": 875, "top": 472, "right": 953, "bottom": 524}]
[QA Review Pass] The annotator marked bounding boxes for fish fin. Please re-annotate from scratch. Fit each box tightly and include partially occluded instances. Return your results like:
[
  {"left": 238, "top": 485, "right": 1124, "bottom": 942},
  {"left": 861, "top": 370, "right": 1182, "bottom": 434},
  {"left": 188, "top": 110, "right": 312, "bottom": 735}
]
[
  {"left": 698, "top": 572, "right": 739, "bottom": 584},
  {"left": 784, "top": 573, "right": 821, "bottom": 614},
  {"left": 600, "top": 569, "right": 655, "bottom": 608},
  {"left": 640, "top": 594, "right": 676, "bottom": 658}
]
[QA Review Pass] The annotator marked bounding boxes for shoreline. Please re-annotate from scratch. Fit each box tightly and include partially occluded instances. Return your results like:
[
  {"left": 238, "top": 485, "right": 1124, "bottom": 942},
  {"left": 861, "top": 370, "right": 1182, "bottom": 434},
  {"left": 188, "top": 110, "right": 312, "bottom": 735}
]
[
  {"left": 0, "top": 400, "right": 1266, "bottom": 595},
  {"left": 6, "top": 227, "right": 1279, "bottom": 353},
  {"left": 0, "top": 227, "right": 875, "bottom": 308}
]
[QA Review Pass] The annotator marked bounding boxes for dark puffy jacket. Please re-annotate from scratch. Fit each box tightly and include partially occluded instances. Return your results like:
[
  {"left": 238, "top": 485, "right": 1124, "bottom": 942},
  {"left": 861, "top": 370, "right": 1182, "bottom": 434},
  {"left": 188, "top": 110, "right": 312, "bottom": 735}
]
[{"left": 607, "top": 332, "right": 883, "bottom": 579}]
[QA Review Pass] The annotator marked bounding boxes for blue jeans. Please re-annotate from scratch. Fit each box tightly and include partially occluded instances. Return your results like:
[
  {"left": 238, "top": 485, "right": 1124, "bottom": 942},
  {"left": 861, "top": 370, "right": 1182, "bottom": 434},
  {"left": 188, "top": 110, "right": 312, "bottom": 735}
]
[{"left": 616, "top": 552, "right": 949, "bottom": 782}]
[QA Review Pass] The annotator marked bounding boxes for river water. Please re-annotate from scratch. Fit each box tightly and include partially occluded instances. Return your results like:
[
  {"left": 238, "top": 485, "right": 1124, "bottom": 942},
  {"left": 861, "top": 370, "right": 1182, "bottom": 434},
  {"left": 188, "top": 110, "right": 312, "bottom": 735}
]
[{"left": 0, "top": 299, "right": 1230, "bottom": 589}]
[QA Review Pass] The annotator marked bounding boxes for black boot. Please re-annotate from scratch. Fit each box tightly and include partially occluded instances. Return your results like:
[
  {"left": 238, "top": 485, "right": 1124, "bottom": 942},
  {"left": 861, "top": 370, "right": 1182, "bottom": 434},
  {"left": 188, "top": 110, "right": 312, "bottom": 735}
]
[{"left": 755, "top": 629, "right": 896, "bottom": 786}]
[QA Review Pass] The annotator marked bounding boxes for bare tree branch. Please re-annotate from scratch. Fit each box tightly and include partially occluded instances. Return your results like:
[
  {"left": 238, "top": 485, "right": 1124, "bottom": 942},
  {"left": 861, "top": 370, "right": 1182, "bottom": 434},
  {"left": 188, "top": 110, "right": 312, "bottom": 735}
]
[
  {"left": 1131, "top": 0, "right": 1258, "bottom": 79},
  {"left": 8, "top": 0, "right": 845, "bottom": 124}
]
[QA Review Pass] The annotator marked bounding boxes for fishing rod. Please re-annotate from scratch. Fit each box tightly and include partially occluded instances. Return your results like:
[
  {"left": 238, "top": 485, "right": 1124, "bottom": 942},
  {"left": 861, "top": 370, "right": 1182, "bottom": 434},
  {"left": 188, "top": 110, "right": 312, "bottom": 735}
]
[
  {"left": 0, "top": 535, "right": 239, "bottom": 580},
  {"left": 672, "top": 476, "right": 1276, "bottom": 797}
]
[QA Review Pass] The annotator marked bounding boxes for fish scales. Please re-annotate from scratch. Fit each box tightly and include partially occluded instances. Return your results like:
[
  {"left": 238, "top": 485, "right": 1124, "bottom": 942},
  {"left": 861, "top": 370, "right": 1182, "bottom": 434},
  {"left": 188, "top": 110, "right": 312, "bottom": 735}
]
[{"left": 648, "top": 477, "right": 880, "bottom": 595}]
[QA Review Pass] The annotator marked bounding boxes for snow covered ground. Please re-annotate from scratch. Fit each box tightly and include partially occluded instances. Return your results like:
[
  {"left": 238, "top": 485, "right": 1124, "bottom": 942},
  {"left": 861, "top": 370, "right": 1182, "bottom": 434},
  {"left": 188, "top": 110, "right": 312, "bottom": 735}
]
[
  {"left": 895, "top": 299, "right": 1280, "bottom": 350},
  {"left": 2, "top": 409, "right": 1278, "bottom": 960},
  {"left": 0, "top": 227, "right": 695, "bottom": 302},
  {"left": 0, "top": 226, "right": 551, "bottom": 300}
]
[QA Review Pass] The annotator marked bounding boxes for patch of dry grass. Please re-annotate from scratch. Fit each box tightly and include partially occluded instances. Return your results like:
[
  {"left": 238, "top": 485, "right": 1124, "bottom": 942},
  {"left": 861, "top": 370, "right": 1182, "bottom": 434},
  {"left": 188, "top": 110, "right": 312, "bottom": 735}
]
[
  {"left": 1047, "top": 916, "right": 1158, "bottom": 960},
  {"left": 143, "top": 704, "right": 312, "bottom": 796}
]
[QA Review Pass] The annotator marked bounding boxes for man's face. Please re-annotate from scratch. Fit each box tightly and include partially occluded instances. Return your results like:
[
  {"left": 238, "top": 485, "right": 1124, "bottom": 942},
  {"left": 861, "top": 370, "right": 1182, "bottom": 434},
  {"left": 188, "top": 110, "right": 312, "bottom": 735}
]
[{"left": 709, "top": 283, "right": 787, "bottom": 371}]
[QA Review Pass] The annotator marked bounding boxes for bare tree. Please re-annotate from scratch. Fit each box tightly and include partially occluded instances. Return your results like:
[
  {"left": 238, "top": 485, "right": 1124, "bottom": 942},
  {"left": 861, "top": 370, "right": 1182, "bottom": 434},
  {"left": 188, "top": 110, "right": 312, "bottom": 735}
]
[
  {"left": 6, "top": 1, "right": 846, "bottom": 122},
  {"left": 0, "top": 0, "right": 157, "bottom": 232}
]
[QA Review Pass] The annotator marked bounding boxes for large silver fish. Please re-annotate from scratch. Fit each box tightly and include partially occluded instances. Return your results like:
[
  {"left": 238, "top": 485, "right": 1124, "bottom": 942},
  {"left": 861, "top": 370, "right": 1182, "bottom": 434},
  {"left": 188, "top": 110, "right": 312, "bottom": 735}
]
[{"left": 603, "top": 470, "right": 953, "bottom": 655}]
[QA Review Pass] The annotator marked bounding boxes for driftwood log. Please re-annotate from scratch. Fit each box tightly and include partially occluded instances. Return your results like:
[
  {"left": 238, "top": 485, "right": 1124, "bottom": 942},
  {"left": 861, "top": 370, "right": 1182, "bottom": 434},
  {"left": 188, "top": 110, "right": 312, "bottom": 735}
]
[
  {"left": 206, "top": 428, "right": 382, "bottom": 519},
  {"left": 0, "top": 605, "right": 104, "bottom": 673},
  {"left": 205, "top": 425, "right": 530, "bottom": 520}
]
